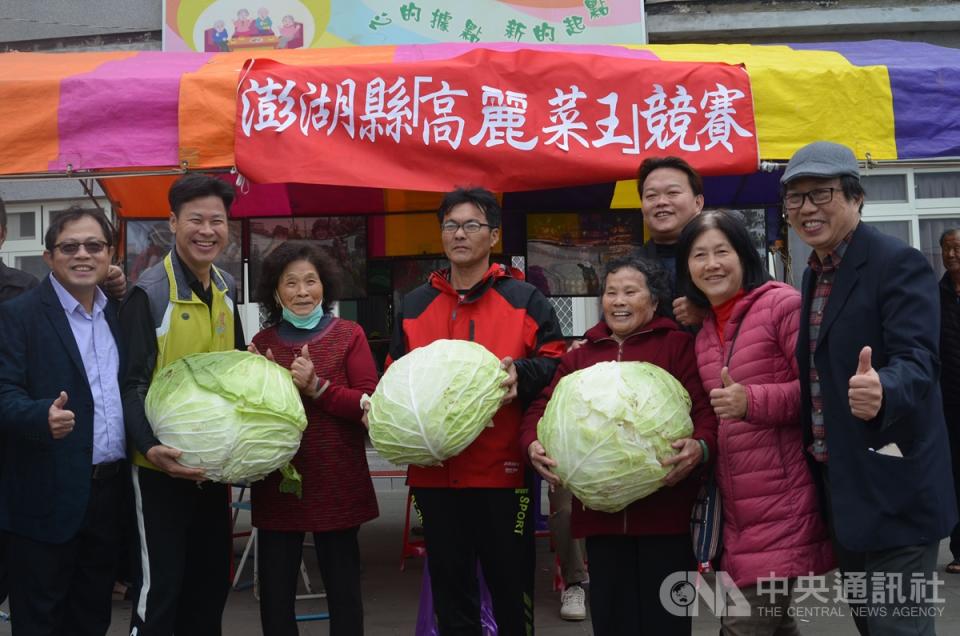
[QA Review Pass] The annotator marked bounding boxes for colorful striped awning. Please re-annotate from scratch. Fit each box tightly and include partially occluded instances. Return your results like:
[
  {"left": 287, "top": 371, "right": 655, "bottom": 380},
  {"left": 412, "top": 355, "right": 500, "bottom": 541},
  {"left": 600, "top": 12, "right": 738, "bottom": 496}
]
[{"left": 0, "top": 41, "right": 957, "bottom": 216}]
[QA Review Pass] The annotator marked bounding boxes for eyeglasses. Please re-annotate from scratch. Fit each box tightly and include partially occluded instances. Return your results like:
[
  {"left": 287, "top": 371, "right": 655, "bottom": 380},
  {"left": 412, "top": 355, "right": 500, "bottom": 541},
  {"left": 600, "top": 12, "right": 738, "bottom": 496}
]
[
  {"left": 783, "top": 187, "right": 837, "bottom": 212},
  {"left": 54, "top": 240, "right": 109, "bottom": 255},
  {"left": 440, "top": 220, "right": 494, "bottom": 234}
]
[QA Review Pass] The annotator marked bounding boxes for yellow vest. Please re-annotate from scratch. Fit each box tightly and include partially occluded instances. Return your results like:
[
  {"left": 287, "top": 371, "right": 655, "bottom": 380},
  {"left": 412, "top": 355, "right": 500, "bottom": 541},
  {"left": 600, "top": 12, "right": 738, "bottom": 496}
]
[{"left": 133, "top": 251, "right": 236, "bottom": 469}]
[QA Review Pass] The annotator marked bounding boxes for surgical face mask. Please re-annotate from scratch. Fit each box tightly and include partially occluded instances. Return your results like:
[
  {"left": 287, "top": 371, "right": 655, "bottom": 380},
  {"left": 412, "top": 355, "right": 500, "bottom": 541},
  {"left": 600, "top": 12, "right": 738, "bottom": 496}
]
[{"left": 281, "top": 300, "right": 324, "bottom": 329}]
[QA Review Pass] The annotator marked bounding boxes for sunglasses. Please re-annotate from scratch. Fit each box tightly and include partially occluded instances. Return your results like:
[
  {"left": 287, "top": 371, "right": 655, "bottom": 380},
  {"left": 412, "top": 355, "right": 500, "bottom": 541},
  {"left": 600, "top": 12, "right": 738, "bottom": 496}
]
[{"left": 54, "top": 240, "right": 110, "bottom": 255}]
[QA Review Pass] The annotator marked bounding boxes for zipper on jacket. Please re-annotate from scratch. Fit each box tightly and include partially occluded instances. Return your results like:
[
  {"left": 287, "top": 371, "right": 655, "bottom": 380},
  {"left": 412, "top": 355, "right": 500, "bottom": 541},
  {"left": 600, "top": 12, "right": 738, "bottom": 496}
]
[{"left": 593, "top": 327, "right": 655, "bottom": 363}]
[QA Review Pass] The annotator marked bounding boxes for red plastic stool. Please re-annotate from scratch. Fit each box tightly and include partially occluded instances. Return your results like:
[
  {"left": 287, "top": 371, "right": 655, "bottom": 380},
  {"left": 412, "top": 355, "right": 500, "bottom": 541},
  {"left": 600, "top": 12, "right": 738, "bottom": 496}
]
[{"left": 400, "top": 490, "right": 426, "bottom": 570}]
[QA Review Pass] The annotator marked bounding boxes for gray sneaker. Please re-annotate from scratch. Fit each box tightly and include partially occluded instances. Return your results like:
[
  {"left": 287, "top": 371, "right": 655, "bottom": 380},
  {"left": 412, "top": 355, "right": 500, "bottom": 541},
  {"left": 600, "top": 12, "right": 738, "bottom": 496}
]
[{"left": 560, "top": 584, "right": 587, "bottom": 621}]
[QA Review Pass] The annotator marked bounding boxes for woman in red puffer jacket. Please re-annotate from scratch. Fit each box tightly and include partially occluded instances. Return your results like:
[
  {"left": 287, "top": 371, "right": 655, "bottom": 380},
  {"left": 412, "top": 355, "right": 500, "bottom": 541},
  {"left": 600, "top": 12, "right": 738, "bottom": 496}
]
[
  {"left": 676, "top": 210, "right": 835, "bottom": 636},
  {"left": 521, "top": 255, "right": 718, "bottom": 636}
]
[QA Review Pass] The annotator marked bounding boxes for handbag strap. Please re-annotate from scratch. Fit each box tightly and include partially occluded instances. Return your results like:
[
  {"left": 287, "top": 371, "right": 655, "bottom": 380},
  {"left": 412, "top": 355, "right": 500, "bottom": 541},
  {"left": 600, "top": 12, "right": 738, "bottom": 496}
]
[{"left": 723, "top": 307, "right": 747, "bottom": 368}]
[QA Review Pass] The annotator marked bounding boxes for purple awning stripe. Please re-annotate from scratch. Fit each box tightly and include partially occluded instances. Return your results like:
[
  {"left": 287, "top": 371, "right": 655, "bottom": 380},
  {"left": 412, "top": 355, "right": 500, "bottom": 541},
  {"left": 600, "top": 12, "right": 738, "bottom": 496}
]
[{"left": 791, "top": 41, "right": 960, "bottom": 160}]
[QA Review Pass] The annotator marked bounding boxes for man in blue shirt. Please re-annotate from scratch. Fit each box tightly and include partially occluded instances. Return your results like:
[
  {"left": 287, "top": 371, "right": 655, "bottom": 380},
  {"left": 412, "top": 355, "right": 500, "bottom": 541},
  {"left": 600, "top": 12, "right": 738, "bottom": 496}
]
[{"left": 0, "top": 206, "right": 126, "bottom": 635}]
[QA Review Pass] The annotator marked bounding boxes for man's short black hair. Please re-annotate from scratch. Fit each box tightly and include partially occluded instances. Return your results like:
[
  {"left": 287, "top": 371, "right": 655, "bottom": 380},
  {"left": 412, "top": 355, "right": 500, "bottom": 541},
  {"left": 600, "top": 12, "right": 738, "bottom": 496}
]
[
  {"left": 675, "top": 209, "right": 771, "bottom": 308},
  {"left": 437, "top": 187, "right": 501, "bottom": 228},
  {"left": 601, "top": 255, "right": 672, "bottom": 317},
  {"left": 168, "top": 174, "right": 235, "bottom": 217},
  {"left": 637, "top": 156, "right": 704, "bottom": 198},
  {"left": 44, "top": 206, "right": 115, "bottom": 252}
]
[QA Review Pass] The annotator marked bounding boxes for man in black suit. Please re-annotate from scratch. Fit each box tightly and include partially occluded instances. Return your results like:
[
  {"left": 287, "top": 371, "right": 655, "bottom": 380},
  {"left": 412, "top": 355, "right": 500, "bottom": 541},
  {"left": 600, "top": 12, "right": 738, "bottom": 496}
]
[
  {"left": 0, "top": 206, "right": 126, "bottom": 635},
  {"left": 788, "top": 141, "right": 957, "bottom": 635}
]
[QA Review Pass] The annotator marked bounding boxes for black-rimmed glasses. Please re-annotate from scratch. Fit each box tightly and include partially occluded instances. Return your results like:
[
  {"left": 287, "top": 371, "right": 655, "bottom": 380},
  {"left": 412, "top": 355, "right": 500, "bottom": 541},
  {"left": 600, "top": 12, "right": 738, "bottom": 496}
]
[
  {"left": 440, "top": 220, "right": 494, "bottom": 234},
  {"left": 783, "top": 187, "right": 837, "bottom": 212}
]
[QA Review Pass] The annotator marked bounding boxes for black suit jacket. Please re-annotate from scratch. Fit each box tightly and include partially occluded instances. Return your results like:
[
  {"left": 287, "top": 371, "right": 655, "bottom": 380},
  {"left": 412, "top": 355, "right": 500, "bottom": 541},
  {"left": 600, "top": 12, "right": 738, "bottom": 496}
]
[
  {"left": 0, "top": 277, "right": 122, "bottom": 544},
  {"left": 798, "top": 223, "right": 957, "bottom": 552}
]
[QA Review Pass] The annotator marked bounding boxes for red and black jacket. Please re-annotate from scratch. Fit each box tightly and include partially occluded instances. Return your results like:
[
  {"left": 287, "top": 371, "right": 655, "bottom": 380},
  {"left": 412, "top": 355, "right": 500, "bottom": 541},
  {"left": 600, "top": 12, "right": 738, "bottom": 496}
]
[{"left": 387, "top": 263, "right": 565, "bottom": 488}]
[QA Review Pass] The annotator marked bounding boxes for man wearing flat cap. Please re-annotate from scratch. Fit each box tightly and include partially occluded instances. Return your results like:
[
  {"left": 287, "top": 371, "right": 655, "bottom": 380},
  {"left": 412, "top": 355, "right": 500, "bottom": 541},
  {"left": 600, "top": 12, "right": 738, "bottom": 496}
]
[{"left": 786, "top": 141, "right": 956, "bottom": 635}]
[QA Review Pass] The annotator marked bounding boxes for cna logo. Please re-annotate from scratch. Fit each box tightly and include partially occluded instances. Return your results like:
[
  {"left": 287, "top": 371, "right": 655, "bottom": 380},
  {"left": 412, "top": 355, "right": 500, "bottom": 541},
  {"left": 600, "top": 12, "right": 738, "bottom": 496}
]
[{"left": 660, "top": 571, "right": 751, "bottom": 617}]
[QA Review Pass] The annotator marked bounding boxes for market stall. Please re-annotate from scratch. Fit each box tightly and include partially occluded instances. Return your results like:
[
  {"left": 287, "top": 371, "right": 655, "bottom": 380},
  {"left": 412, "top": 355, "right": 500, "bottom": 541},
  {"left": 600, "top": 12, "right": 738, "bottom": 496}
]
[{"left": 1, "top": 40, "right": 958, "bottom": 341}]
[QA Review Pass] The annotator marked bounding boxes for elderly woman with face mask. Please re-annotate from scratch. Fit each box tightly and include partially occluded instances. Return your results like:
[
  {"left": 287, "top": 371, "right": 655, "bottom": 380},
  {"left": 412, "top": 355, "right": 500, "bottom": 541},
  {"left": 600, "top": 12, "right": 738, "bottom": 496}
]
[
  {"left": 521, "top": 255, "right": 718, "bottom": 636},
  {"left": 248, "top": 242, "right": 379, "bottom": 636}
]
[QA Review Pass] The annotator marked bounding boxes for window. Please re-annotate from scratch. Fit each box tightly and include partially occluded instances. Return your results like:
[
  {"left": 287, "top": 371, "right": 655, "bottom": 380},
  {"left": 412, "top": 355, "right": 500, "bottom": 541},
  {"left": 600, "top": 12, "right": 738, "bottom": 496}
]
[
  {"left": 863, "top": 220, "right": 910, "bottom": 245},
  {"left": 5, "top": 211, "right": 37, "bottom": 240},
  {"left": 861, "top": 174, "right": 907, "bottom": 203},
  {"left": 916, "top": 172, "right": 960, "bottom": 200}
]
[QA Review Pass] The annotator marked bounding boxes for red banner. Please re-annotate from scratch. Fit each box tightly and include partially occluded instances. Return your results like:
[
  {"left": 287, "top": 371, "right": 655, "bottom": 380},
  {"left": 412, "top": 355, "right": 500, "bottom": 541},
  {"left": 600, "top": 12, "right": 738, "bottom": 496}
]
[{"left": 235, "top": 49, "right": 758, "bottom": 192}]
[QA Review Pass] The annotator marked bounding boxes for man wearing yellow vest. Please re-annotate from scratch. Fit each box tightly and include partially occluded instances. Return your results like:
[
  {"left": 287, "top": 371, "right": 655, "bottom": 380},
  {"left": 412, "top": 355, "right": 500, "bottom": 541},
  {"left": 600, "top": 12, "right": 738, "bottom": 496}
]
[{"left": 119, "top": 174, "right": 244, "bottom": 635}]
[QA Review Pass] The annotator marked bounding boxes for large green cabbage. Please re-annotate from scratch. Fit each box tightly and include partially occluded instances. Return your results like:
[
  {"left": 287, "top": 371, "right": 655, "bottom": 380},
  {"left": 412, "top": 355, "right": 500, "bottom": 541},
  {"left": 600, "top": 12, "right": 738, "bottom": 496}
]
[
  {"left": 145, "top": 351, "right": 308, "bottom": 486},
  {"left": 537, "top": 361, "right": 693, "bottom": 513},
  {"left": 368, "top": 339, "right": 508, "bottom": 466}
]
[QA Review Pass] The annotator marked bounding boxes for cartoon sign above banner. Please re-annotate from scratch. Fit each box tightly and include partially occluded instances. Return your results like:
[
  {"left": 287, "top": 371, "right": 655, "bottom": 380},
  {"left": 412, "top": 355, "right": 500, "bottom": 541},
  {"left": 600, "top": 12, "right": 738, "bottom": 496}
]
[
  {"left": 162, "top": 0, "right": 645, "bottom": 51},
  {"left": 235, "top": 49, "right": 758, "bottom": 192}
]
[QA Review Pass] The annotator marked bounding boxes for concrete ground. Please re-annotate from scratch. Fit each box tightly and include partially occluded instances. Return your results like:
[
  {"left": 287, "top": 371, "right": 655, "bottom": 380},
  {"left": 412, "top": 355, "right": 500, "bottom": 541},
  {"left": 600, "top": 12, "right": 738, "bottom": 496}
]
[{"left": 3, "top": 478, "right": 960, "bottom": 635}]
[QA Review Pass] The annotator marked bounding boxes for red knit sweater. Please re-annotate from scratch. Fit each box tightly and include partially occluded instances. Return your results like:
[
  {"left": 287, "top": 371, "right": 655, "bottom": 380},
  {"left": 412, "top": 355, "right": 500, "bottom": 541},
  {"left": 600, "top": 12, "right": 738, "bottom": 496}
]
[{"left": 251, "top": 319, "right": 379, "bottom": 532}]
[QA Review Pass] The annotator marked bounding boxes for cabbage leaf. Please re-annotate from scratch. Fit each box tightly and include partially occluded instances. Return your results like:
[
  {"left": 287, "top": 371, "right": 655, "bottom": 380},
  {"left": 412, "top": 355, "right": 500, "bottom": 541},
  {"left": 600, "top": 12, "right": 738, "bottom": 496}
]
[
  {"left": 369, "top": 339, "right": 508, "bottom": 466},
  {"left": 538, "top": 361, "right": 693, "bottom": 513},
  {"left": 146, "top": 350, "right": 308, "bottom": 488}
]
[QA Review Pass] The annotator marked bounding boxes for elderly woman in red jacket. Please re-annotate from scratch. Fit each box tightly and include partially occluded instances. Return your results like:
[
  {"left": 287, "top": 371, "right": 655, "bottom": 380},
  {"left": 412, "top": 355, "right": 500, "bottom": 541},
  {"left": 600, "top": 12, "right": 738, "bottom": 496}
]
[
  {"left": 676, "top": 210, "right": 834, "bottom": 636},
  {"left": 248, "top": 243, "right": 379, "bottom": 636},
  {"left": 521, "top": 255, "right": 718, "bottom": 636}
]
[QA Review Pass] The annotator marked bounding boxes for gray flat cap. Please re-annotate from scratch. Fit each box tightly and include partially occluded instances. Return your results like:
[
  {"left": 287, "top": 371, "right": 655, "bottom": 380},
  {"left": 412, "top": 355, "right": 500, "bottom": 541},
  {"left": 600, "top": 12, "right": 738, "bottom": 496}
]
[{"left": 781, "top": 141, "right": 860, "bottom": 184}]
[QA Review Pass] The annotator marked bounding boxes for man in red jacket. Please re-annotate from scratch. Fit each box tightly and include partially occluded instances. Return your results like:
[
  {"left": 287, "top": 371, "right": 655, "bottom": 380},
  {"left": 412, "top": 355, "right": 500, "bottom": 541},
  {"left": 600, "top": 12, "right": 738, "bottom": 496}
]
[{"left": 387, "top": 187, "right": 565, "bottom": 635}]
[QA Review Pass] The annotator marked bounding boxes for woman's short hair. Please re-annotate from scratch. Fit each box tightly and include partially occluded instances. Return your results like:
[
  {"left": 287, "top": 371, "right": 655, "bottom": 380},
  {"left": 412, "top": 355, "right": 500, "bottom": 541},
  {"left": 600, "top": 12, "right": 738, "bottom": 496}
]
[
  {"left": 601, "top": 255, "right": 672, "bottom": 317},
  {"left": 255, "top": 242, "right": 342, "bottom": 326},
  {"left": 675, "top": 210, "right": 770, "bottom": 307}
]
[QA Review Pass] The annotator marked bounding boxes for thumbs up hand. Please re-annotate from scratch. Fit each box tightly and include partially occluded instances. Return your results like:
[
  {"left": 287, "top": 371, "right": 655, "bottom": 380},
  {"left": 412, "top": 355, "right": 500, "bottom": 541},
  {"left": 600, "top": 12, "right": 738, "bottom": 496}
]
[
  {"left": 48, "top": 391, "right": 76, "bottom": 439},
  {"left": 849, "top": 346, "right": 883, "bottom": 420},
  {"left": 290, "top": 344, "right": 318, "bottom": 394},
  {"left": 709, "top": 366, "right": 748, "bottom": 421}
]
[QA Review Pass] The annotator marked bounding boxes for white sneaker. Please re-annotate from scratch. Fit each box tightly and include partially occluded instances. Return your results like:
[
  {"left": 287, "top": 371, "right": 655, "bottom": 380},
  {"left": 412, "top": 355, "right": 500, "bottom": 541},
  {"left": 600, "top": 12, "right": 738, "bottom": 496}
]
[{"left": 560, "top": 584, "right": 587, "bottom": 621}]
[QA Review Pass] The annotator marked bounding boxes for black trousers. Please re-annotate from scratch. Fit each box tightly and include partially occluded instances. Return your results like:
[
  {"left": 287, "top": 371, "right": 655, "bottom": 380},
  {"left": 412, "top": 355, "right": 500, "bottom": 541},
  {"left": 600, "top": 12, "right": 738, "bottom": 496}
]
[
  {"left": 585, "top": 534, "right": 693, "bottom": 636},
  {"left": 7, "top": 471, "right": 124, "bottom": 636},
  {"left": 129, "top": 466, "right": 231, "bottom": 636},
  {"left": 945, "top": 402, "right": 960, "bottom": 560},
  {"left": 258, "top": 527, "right": 364, "bottom": 636},
  {"left": 412, "top": 486, "right": 535, "bottom": 636},
  {"left": 822, "top": 466, "right": 940, "bottom": 636},
  {"left": 0, "top": 530, "right": 7, "bottom": 605}
]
